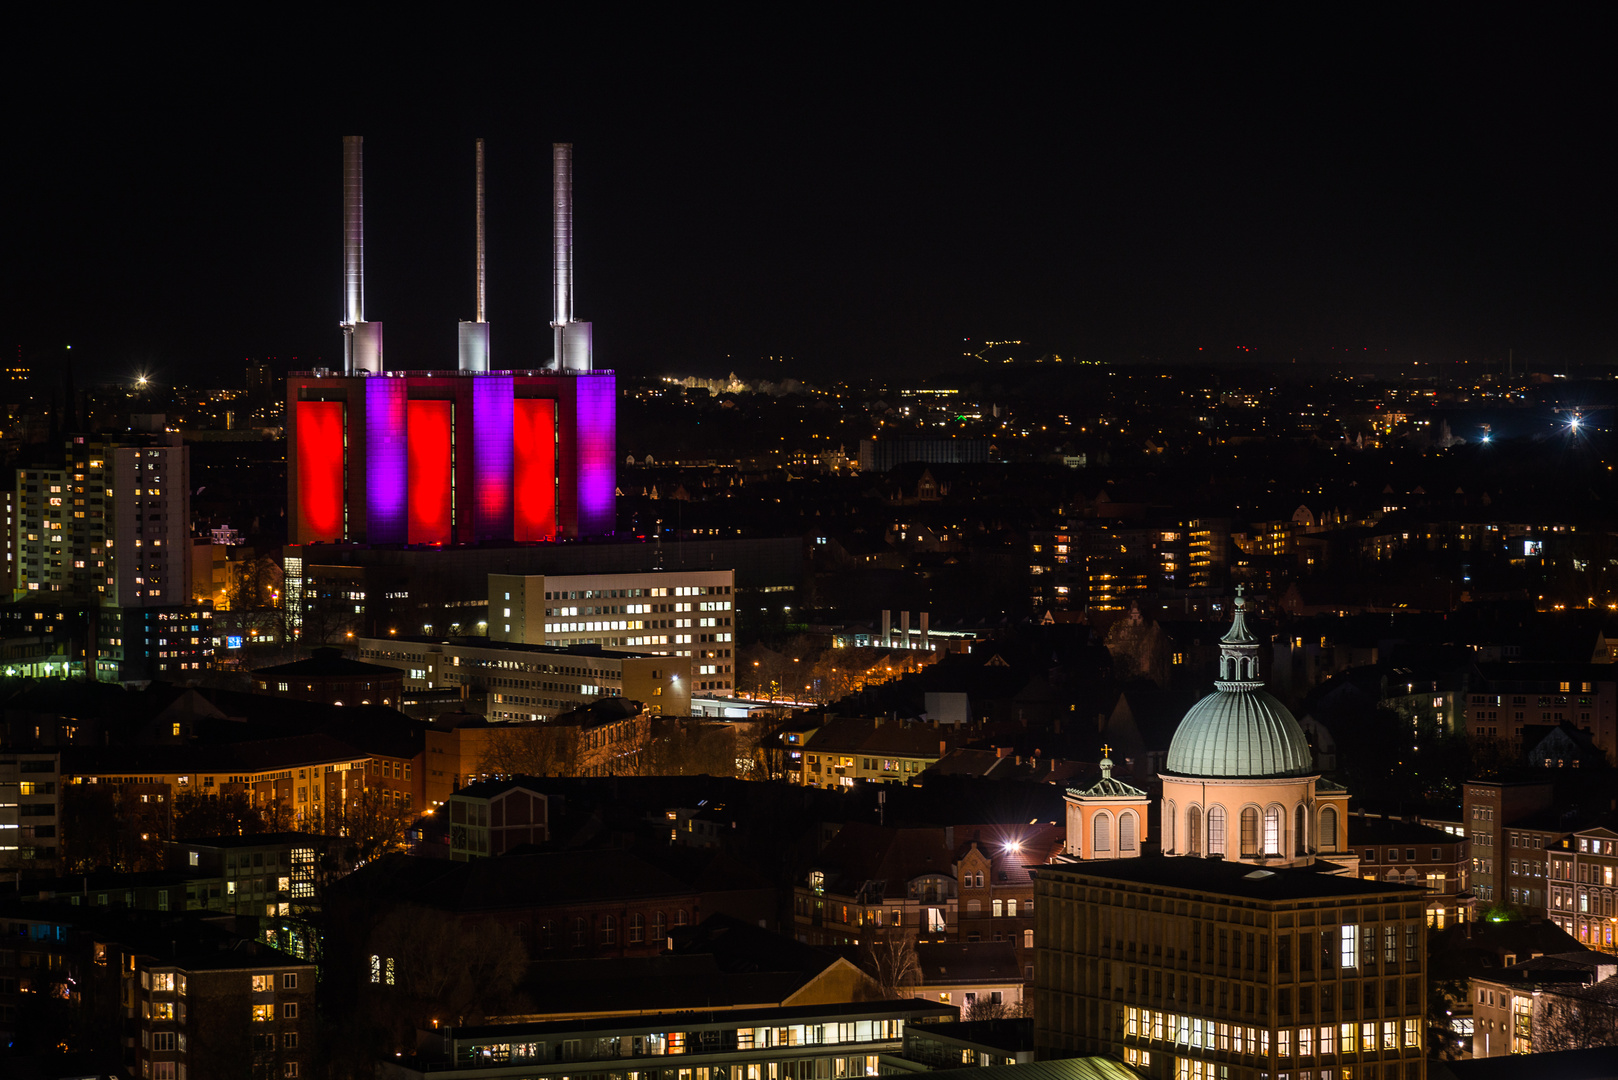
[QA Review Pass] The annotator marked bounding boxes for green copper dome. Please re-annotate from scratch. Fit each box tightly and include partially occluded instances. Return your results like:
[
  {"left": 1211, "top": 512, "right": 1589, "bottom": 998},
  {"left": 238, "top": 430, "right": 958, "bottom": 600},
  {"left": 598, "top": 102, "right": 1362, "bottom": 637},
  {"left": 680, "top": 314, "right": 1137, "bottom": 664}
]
[
  {"left": 1163, "top": 686, "right": 1315, "bottom": 778},
  {"left": 1163, "top": 587, "right": 1315, "bottom": 779}
]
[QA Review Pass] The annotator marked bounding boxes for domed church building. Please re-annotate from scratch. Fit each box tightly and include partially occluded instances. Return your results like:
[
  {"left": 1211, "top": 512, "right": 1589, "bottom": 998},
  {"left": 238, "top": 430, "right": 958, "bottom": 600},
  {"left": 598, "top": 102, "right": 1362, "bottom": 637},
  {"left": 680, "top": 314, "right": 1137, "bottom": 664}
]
[{"left": 1158, "top": 587, "right": 1354, "bottom": 873}]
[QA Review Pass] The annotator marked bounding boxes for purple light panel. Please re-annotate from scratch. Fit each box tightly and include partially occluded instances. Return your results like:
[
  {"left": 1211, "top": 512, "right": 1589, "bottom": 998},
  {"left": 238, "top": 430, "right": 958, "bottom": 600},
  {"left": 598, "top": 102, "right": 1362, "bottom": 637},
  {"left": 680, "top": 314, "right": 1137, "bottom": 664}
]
[
  {"left": 574, "top": 372, "right": 616, "bottom": 536},
  {"left": 365, "top": 377, "right": 408, "bottom": 543},
  {"left": 472, "top": 374, "right": 514, "bottom": 541}
]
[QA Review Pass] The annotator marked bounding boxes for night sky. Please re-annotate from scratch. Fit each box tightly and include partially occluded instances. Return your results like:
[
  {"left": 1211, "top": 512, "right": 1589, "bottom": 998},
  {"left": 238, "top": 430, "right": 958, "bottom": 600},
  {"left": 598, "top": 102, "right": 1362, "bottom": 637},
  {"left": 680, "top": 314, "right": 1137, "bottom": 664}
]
[{"left": 9, "top": 13, "right": 1617, "bottom": 384}]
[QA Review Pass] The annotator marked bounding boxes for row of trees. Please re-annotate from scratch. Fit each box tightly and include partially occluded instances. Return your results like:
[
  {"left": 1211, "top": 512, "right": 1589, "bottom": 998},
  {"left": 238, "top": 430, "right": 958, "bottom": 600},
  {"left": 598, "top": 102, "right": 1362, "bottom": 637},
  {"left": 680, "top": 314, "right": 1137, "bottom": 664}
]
[
  {"left": 56, "top": 782, "right": 418, "bottom": 875},
  {"left": 476, "top": 716, "right": 787, "bottom": 781}
]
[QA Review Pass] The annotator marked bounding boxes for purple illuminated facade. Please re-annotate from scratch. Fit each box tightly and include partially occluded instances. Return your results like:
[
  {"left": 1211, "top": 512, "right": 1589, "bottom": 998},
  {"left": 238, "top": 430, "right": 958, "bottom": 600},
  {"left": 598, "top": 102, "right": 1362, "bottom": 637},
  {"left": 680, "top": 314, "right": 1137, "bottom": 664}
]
[
  {"left": 472, "top": 374, "right": 514, "bottom": 540},
  {"left": 365, "top": 376, "right": 409, "bottom": 542},
  {"left": 573, "top": 371, "right": 617, "bottom": 536},
  {"left": 287, "top": 369, "right": 615, "bottom": 545}
]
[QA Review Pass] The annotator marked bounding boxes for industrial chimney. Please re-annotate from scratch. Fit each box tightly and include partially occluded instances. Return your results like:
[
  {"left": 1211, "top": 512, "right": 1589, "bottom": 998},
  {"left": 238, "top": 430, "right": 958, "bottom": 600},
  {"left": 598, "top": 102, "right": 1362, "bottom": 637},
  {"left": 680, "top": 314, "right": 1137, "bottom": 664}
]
[
  {"left": 341, "top": 136, "right": 383, "bottom": 374},
  {"left": 458, "top": 138, "right": 491, "bottom": 372},
  {"left": 551, "top": 143, "right": 592, "bottom": 371}
]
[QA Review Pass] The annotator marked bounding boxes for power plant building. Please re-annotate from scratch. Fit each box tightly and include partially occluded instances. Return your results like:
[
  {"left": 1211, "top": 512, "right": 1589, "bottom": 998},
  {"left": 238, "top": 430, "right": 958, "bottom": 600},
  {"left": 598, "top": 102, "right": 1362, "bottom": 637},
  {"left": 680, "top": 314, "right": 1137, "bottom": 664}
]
[{"left": 288, "top": 137, "right": 614, "bottom": 549}]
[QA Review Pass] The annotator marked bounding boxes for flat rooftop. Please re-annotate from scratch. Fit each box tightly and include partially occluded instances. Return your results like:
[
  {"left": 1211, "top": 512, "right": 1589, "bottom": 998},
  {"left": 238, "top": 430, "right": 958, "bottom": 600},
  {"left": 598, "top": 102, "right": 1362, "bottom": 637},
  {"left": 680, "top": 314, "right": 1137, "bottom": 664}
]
[
  {"left": 360, "top": 636, "right": 667, "bottom": 661},
  {"left": 1039, "top": 853, "right": 1429, "bottom": 903}
]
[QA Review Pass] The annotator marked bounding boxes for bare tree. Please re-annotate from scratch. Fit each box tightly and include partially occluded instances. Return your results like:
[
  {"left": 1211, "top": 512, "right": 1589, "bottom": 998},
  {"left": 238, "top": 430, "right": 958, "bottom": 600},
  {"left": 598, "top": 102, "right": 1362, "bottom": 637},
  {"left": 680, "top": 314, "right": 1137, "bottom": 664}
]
[
  {"left": 366, "top": 905, "right": 529, "bottom": 1044},
  {"left": 478, "top": 722, "right": 581, "bottom": 779},
  {"left": 858, "top": 925, "right": 920, "bottom": 999},
  {"left": 302, "top": 785, "right": 415, "bottom": 866},
  {"left": 172, "top": 790, "right": 267, "bottom": 840},
  {"left": 644, "top": 718, "right": 739, "bottom": 777},
  {"left": 966, "top": 998, "right": 1010, "bottom": 1022},
  {"left": 1537, "top": 979, "right": 1618, "bottom": 1052}
]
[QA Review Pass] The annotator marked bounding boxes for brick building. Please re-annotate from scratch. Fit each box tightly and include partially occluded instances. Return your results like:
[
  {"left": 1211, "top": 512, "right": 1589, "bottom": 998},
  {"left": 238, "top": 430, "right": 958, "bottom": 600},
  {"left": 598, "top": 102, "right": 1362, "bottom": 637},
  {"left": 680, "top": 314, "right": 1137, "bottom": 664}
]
[
  {"left": 1461, "top": 779, "right": 1555, "bottom": 907},
  {"left": 132, "top": 946, "right": 316, "bottom": 1080},
  {"left": 1348, "top": 817, "right": 1472, "bottom": 930}
]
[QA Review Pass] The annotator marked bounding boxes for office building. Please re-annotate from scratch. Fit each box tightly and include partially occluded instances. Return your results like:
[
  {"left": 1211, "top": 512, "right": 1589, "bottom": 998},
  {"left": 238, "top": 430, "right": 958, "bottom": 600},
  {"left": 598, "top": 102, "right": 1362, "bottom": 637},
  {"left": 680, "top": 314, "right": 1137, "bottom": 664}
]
[
  {"left": 384, "top": 999, "right": 953, "bottom": 1079},
  {"left": 490, "top": 569, "right": 735, "bottom": 694},
  {"left": 355, "top": 637, "right": 691, "bottom": 720},
  {"left": 280, "top": 536, "right": 798, "bottom": 644}
]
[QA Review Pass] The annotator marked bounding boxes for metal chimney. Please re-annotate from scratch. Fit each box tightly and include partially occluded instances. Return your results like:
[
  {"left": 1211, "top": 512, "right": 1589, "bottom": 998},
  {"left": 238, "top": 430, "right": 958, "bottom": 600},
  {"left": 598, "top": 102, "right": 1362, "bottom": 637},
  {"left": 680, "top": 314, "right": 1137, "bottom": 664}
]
[
  {"left": 341, "top": 135, "right": 382, "bottom": 374},
  {"left": 476, "top": 137, "right": 486, "bottom": 324},
  {"left": 343, "top": 136, "right": 364, "bottom": 327},
  {"left": 551, "top": 142, "right": 591, "bottom": 371},
  {"left": 458, "top": 138, "right": 491, "bottom": 372}
]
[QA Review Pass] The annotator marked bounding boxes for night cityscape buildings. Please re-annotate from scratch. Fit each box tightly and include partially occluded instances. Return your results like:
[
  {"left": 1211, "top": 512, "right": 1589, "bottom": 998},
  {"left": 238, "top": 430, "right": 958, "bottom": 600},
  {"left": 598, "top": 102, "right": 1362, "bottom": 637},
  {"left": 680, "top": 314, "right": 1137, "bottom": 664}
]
[{"left": 10, "top": 13, "right": 1618, "bottom": 1080}]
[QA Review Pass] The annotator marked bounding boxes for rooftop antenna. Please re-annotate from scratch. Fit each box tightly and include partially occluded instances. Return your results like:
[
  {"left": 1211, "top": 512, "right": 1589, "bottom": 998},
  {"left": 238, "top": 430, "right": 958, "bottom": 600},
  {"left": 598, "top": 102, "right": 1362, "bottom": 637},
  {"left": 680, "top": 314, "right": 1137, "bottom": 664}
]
[
  {"left": 341, "top": 136, "right": 383, "bottom": 374},
  {"left": 458, "top": 138, "right": 491, "bottom": 372}
]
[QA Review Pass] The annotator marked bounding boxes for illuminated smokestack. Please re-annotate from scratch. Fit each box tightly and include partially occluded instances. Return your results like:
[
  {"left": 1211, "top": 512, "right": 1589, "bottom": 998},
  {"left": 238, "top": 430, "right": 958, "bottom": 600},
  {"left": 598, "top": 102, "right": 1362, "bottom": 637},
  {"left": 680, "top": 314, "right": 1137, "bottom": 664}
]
[
  {"left": 459, "top": 137, "right": 491, "bottom": 372},
  {"left": 341, "top": 135, "right": 382, "bottom": 374},
  {"left": 551, "top": 142, "right": 591, "bottom": 371}
]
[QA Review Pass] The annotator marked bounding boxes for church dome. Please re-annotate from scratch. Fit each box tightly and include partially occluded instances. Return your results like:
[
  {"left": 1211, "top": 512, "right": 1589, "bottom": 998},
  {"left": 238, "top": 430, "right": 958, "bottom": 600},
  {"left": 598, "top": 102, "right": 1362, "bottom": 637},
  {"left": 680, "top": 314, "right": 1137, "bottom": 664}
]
[
  {"left": 1164, "top": 686, "right": 1314, "bottom": 778},
  {"left": 1161, "top": 588, "right": 1315, "bottom": 779}
]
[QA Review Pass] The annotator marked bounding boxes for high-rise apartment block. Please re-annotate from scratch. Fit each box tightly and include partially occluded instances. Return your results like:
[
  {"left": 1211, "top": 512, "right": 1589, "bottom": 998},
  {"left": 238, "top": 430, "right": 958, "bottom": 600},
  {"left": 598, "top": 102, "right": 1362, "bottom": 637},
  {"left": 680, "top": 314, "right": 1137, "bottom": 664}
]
[
  {"left": 16, "top": 434, "right": 189, "bottom": 605},
  {"left": 490, "top": 570, "right": 735, "bottom": 695},
  {"left": 11, "top": 433, "right": 211, "bottom": 682}
]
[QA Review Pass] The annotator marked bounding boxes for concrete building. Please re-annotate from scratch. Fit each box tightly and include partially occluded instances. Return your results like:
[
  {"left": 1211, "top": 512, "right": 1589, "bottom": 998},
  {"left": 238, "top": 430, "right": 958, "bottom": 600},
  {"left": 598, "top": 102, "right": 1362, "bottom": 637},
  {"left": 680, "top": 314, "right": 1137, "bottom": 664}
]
[
  {"left": 383, "top": 999, "right": 954, "bottom": 1080},
  {"left": 1468, "top": 951, "right": 1618, "bottom": 1058},
  {"left": 15, "top": 434, "right": 190, "bottom": 607},
  {"left": 168, "top": 832, "right": 325, "bottom": 918},
  {"left": 0, "top": 749, "right": 59, "bottom": 869},
  {"left": 355, "top": 637, "right": 691, "bottom": 721},
  {"left": 11, "top": 434, "right": 212, "bottom": 682},
  {"left": 489, "top": 568, "right": 735, "bottom": 695},
  {"left": 281, "top": 535, "right": 800, "bottom": 643}
]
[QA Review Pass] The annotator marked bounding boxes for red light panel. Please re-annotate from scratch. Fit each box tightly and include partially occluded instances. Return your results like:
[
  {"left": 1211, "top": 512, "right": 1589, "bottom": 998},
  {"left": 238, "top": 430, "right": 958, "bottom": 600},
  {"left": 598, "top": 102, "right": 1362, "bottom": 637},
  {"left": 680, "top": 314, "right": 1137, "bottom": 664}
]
[
  {"left": 296, "top": 401, "right": 345, "bottom": 541},
  {"left": 514, "top": 398, "right": 556, "bottom": 541},
  {"left": 408, "top": 400, "right": 453, "bottom": 545}
]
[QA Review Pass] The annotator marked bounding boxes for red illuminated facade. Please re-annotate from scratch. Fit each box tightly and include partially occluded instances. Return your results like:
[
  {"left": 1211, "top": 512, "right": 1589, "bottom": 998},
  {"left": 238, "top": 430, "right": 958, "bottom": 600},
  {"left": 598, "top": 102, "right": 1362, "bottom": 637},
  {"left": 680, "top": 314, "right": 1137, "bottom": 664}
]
[
  {"left": 286, "top": 369, "right": 614, "bottom": 545},
  {"left": 514, "top": 398, "right": 558, "bottom": 542},
  {"left": 295, "top": 401, "right": 347, "bottom": 541},
  {"left": 406, "top": 399, "right": 453, "bottom": 545}
]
